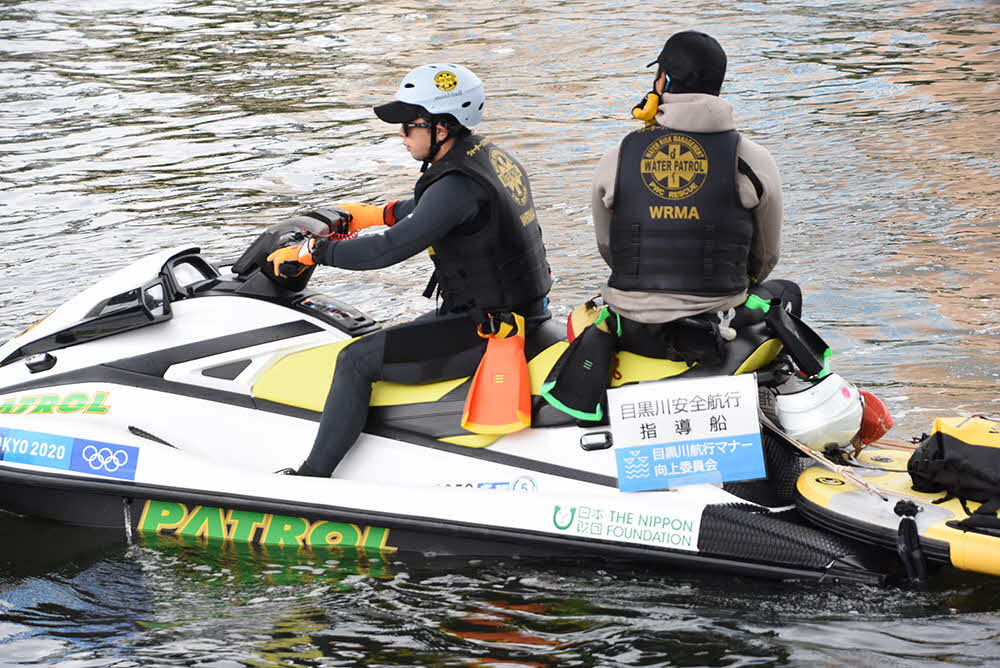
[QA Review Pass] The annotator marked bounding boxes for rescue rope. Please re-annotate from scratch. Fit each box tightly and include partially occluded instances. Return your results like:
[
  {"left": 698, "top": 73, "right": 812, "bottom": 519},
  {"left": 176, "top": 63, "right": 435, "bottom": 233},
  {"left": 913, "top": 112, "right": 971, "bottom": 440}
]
[{"left": 759, "top": 412, "right": 891, "bottom": 501}]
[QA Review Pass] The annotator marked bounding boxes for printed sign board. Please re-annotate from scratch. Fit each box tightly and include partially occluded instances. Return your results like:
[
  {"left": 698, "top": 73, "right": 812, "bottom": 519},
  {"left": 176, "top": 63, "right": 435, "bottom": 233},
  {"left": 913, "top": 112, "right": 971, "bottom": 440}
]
[{"left": 607, "top": 374, "right": 764, "bottom": 492}]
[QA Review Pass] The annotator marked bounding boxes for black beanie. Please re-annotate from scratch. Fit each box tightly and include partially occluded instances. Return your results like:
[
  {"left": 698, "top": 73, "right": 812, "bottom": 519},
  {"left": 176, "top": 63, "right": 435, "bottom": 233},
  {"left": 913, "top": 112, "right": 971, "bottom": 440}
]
[{"left": 648, "top": 31, "right": 727, "bottom": 94}]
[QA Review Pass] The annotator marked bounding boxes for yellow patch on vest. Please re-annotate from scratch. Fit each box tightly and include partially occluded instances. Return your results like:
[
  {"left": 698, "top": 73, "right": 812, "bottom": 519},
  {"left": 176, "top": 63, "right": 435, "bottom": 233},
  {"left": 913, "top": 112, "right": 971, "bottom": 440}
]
[{"left": 648, "top": 205, "right": 701, "bottom": 220}]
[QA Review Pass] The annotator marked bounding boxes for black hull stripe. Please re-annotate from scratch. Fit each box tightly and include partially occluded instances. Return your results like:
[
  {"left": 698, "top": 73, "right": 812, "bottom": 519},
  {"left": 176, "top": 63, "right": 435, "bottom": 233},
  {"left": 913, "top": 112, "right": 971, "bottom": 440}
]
[
  {"left": 0, "top": 320, "right": 322, "bottom": 397},
  {"left": 0, "top": 466, "right": 884, "bottom": 584},
  {"left": 109, "top": 320, "right": 324, "bottom": 375},
  {"left": 363, "top": 423, "right": 618, "bottom": 487}
]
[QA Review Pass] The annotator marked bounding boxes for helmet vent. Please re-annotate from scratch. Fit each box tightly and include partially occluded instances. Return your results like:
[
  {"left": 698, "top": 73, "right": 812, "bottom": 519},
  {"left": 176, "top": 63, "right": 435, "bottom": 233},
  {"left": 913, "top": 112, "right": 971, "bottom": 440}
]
[
  {"left": 461, "top": 101, "right": 471, "bottom": 108},
  {"left": 478, "top": 103, "right": 484, "bottom": 110},
  {"left": 404, "top": 83, "right": 415, "bottom": 88}
]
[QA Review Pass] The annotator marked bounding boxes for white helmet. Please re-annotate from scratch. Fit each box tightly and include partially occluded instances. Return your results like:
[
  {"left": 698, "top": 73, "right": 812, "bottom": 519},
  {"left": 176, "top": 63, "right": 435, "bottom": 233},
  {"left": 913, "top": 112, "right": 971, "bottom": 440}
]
[
  {"left": 374, "top": 63, "right": 485, "bottom": 128},
  {"left": 774, "top": 373, "right": 863, "bottom": 451}
]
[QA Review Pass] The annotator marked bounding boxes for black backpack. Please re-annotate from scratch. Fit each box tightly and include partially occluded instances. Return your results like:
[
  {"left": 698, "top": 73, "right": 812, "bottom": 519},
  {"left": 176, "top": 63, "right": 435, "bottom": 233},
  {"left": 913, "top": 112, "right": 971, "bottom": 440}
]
[{"left": 908, "top": 416, "right": 1000, "bottom": 535}]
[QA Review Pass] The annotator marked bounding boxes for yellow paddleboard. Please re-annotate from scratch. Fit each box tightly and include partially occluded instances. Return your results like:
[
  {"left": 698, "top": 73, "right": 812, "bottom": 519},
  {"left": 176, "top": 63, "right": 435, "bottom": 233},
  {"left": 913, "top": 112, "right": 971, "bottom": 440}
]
[{"left": 796, "top": 440, "right": 999, "bottom": 577}]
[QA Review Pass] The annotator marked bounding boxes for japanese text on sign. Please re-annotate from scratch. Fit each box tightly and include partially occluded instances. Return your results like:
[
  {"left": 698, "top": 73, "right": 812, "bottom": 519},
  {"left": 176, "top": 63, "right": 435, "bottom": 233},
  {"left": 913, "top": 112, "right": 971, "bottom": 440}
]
[{"left": 608, "top": 375, "right": 764, "bottom": 492}]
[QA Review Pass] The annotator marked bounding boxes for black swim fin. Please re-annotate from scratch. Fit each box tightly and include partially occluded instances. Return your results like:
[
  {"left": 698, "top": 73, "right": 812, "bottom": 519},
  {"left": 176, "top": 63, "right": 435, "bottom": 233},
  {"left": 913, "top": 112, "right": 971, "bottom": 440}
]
[
  {"left": 764, "top": 302, "right": 832, "bottom": 378},
  {"left": 541, "top": 308, "right": 618, "bottom": 421}
]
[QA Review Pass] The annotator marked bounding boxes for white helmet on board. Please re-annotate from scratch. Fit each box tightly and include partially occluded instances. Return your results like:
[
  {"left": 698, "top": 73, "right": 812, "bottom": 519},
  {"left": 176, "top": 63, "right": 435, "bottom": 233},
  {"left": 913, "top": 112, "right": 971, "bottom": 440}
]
[
  {"left": 774, "top": 373, "right": 863, "bottom": 450},
  {"left": 374, "top": 63, "right": 485, "bottom": 127}
]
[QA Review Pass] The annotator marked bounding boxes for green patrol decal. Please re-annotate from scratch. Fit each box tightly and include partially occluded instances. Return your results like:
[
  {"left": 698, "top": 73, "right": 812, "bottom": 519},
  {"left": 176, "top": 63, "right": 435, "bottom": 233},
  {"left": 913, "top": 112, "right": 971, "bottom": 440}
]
[
  {"left": 0, "top": 391, "right": 110, "bottom": 415},
  {"left": 138, "top": 500, "right": 397, "bottom": 552}
]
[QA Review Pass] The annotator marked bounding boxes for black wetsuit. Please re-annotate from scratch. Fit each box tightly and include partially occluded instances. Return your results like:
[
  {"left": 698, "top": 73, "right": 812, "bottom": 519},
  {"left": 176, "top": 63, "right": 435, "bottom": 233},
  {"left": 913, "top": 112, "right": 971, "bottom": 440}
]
[
  {"left": 311, "top": 173, "right": 476, "bottom": 270},
  {"left": 300, "top": 170, "right": 550, "bottom": 477}
]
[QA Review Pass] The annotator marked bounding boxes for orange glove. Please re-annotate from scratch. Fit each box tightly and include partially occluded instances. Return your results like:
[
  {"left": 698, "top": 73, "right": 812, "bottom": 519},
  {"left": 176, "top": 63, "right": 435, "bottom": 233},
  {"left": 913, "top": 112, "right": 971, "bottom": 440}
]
[
  {"left": 335, "top": 201, "right": 399, "bottom": 232},
  {"left": 266, "top": 239, "right": 316, "bottom": 277}
]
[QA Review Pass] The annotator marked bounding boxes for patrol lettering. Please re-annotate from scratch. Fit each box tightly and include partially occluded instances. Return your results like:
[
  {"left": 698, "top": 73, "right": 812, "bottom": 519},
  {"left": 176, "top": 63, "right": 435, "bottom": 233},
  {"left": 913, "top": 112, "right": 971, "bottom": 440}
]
[
  {"left": 0, "top": 391, "right": 111, "bottom": 415},
  {"left": 138, "top": 500, "right": 398, "bottom": 552},
  {"left": 641, "top": 158, "right": 707, "bottom": 174}
]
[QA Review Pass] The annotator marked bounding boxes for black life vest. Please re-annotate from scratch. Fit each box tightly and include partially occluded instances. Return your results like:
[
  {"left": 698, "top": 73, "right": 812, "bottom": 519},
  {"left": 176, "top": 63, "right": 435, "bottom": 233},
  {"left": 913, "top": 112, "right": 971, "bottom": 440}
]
[
  {"left": 414, "top": 134, "right": 552, "bottom": 314},
  {"left": 608, "top": 126, "right": 754, "bottom": 296}
]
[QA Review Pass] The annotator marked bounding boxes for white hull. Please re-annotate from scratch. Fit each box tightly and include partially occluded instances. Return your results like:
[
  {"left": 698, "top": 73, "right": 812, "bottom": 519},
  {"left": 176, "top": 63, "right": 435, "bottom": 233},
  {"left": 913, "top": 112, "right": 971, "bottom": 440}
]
[{"left": 0, "top": 246, "right": 891, "bottom": 583}]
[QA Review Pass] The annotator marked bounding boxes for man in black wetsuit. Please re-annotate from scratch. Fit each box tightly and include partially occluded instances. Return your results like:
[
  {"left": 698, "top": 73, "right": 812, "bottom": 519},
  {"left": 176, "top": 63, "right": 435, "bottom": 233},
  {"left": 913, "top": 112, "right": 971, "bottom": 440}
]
[{"left": 268, "top": 63, "right": 552, "bottom": 478}]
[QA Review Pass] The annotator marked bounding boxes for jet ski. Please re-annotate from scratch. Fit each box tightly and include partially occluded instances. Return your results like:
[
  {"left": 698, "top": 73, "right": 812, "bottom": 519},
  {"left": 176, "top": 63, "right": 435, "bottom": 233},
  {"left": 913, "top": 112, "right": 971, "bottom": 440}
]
[{"left": 0, "top": 224, "right": 900, "bottom": 584}]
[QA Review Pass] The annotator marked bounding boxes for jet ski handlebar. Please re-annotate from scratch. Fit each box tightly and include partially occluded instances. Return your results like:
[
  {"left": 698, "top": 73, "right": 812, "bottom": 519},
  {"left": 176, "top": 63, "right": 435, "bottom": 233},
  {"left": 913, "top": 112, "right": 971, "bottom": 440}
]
[{"left": 231, "top": 216, "right": 334, "bottom": 293}]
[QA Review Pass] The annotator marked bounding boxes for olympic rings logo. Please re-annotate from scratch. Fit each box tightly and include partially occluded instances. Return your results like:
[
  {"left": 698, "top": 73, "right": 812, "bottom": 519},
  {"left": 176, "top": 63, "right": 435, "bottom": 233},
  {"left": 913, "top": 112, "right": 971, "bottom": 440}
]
[{"left": 82, "top": 445, "right": 129, "bottom": 472}]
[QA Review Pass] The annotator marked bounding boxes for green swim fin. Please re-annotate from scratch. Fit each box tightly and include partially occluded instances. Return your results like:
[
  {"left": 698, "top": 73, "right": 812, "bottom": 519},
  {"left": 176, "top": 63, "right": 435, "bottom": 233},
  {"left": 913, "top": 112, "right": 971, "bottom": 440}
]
[{"left": 541, "top": 308, "right": 619, "bottom": 421}]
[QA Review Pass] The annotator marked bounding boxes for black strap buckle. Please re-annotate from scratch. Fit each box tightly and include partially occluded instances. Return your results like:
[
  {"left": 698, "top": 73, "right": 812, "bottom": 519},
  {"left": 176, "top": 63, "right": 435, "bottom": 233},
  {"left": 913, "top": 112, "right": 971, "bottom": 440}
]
[
  {"left": 478, "top": 311, "right": 516, "bottom": 337},
  {"left": 422, "top": 270, "right": 439, "bottom": 299}
]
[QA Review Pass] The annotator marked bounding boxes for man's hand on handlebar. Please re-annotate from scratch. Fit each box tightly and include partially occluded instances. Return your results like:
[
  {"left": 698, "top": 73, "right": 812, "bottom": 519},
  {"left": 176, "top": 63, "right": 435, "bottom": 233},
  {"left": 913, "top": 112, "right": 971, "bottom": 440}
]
[{"left": 267, "top": 238, "right": 316, "bottom": 277}]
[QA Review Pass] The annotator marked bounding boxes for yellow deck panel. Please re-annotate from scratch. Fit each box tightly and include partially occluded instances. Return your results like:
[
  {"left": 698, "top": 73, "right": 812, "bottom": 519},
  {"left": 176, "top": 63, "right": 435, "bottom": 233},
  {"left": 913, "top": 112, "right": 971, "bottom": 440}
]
[{"left": 797, "top": 447, "right": 999, "bottom": 576}]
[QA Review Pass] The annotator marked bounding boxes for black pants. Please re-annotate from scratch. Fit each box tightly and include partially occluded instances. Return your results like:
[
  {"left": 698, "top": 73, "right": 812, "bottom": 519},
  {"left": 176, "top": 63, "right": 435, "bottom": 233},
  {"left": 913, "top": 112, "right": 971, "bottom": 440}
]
[
  {"left": 303, "top": 306, "right": 548, "bottom": 477},
  {"left": 615, "top": 279, "right": 803, "bottom": 362}
]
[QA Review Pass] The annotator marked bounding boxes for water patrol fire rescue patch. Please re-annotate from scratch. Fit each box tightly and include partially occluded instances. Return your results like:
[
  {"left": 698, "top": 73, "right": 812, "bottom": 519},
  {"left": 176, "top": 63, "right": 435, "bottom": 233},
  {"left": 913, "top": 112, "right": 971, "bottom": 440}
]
[
  {"left": 489, "top": 147, "right": 529, "bottom": 207},
  {"left": 640, "top": 134, "right": 709, "bottom": 200}
]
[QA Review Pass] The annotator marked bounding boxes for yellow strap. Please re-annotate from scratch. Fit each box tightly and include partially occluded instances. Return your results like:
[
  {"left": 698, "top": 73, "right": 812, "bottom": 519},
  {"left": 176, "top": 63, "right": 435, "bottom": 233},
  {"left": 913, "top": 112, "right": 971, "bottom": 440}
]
[
  {"left": 477, "top": 313, "right": 524, "bottom": 340},
  {"left": 631, "top": 91, "right": 660, "bottom": 126}
]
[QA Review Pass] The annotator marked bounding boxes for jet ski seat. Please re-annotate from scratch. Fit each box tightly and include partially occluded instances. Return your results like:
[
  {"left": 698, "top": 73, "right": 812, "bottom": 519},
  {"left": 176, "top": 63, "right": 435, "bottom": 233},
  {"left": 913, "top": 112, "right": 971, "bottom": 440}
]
[{"left": 251, "top": 316, "right": 783, "bottom": 448}]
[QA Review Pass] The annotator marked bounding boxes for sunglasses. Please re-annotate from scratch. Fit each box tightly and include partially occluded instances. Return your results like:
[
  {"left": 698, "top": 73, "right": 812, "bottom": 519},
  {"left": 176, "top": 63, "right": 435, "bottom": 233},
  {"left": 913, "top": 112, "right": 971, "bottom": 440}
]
[{"left": 401, "top": 121, "right": 433, "bottom": 136}]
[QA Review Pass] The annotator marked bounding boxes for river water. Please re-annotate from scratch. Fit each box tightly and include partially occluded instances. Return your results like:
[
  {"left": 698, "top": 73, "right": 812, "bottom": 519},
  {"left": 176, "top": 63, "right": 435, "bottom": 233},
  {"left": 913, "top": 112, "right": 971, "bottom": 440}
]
[{"left": 1, "top": 0, "right": 998, "bottom": 665}]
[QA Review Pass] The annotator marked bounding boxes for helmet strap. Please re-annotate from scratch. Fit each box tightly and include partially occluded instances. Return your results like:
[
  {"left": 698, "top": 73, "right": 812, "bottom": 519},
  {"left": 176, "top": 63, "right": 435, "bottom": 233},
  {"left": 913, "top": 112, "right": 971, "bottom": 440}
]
[{"left": 421, "top": 119, "right": 453, "bottom": 173}]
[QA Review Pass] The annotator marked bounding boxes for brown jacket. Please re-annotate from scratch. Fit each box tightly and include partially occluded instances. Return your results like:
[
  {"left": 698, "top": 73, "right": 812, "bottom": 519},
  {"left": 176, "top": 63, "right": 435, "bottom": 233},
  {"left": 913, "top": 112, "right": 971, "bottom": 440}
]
[{"left": 592, "top": 93, "right": 783, "bottom": 323}]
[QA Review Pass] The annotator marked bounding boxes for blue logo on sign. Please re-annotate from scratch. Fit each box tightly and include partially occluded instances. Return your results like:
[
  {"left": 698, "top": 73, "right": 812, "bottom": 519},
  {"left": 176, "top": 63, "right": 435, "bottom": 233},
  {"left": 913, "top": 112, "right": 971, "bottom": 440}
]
[
  {"left": 615, "top": 433, "right": 765, "bottom": 492},
  {"left": 0, "top": 427, "right": 139, "bottom": 481}
]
